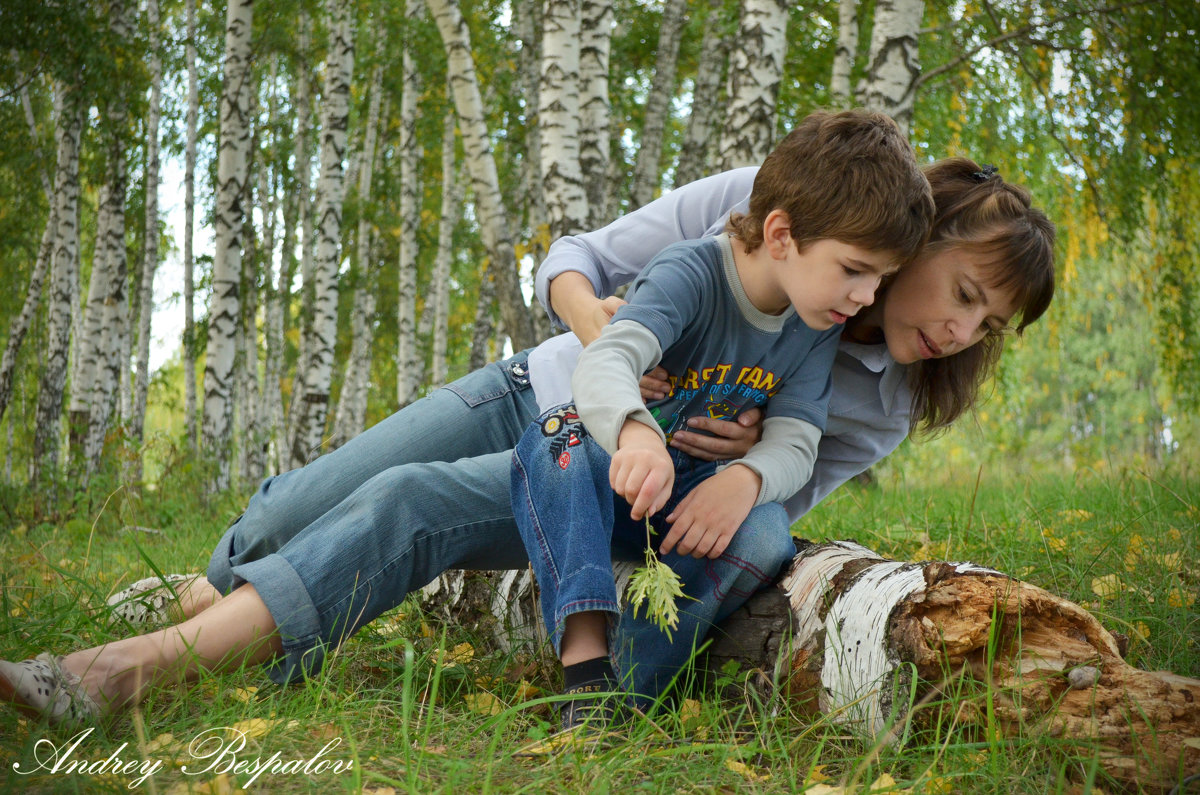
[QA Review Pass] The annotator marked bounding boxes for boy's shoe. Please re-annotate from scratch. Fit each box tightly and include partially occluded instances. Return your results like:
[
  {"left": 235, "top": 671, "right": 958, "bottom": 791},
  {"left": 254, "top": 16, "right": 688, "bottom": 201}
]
[
  {"left": 106, "top": 573, "right": 195, "bottom": 626},
  {"left": 559, "top": 683, "right": 628, "bottom": 733},
  {"left": 0, "top": 653, "right": 100, "bottom": 725}
]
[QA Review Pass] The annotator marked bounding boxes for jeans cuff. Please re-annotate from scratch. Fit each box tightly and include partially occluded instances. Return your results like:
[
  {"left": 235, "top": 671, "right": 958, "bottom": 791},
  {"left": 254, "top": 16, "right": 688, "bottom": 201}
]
[{"left": 228, "top": 553, "right": 326, "bottom": 685}]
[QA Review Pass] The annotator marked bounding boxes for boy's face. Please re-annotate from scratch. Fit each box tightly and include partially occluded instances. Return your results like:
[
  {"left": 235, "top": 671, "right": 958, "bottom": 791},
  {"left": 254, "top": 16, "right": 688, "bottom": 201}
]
[{"left": 776, "top": 239, "right": 898, "bottom": 331}]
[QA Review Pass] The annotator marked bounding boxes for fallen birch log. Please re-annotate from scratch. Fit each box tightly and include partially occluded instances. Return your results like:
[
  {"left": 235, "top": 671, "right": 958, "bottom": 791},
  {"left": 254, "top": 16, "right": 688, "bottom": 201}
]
[{"left": 417, "top": 541, "right": 1200, "bottom": 789}]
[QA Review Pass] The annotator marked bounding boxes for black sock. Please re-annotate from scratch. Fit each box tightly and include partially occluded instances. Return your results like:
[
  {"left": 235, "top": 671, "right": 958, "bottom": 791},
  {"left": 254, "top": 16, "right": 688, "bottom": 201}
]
[{"left": 562, "top": 656, "right": 615, "bottom": 695}]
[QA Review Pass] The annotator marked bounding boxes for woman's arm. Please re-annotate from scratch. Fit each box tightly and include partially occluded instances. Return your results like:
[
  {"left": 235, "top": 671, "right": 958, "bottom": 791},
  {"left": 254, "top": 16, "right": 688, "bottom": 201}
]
[{"left": 537, "top": 168, "right": 759, "bottom": 329}]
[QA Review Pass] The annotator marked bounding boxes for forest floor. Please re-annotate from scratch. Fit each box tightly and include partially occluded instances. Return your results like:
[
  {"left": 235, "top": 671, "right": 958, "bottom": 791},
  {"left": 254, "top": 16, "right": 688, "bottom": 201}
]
[{"left": 0, "top": 459, "right": 1196, "bottom": 794}]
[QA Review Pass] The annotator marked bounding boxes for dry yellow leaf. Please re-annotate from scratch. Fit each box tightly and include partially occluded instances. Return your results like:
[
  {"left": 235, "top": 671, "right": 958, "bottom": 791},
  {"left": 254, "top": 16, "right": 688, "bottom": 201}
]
[
  {"left": 1167, "top": 587, "right": 1196, "bottom": 609},
  {"left": 725, "top": 758, "right": 770, "bottom": 782},
  {"left": 806, "top": 764, "right": 832, "bottom": 783},
  {"left": 231, "top": 686, "right": 258, "bottom": 703},
  {"left": 804, "top": 785, "right": 846, "bottom": 795},
  {"left": 514, "top": 679, "right": 542, "bottom": 701},
  {"left": 1091, "top": 573, "right": 1123, "bottom": 600},
  {"left": 144, "top": 732, "right": 176, "bottom": 753},
  {"left": 868, "top": 772, "right": 909, "bottom": 792},
  {"left": 363, "top": 788, "right": 398, "bottom": 795},
  {"left": 922, "top": 775, "right": 955, "bottom": 794},
  {"left": 463, "top": 692, "right": 504, "bottom": 716},
  {"left": 228, "top": 718, "right": 280, "bottom": 739},
  {"left": 442, "top": 641, "right": 475, "bottom": 667}
]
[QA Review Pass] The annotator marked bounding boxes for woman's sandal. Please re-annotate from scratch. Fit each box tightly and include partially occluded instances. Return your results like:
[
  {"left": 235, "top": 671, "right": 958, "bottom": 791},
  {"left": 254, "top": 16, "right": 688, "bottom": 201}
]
[
  {"left": 0, "top": 653, "right": 100, "bottom": 724},
  {"left": 106, "top": 573, "right": 196, "bottom": 626}
]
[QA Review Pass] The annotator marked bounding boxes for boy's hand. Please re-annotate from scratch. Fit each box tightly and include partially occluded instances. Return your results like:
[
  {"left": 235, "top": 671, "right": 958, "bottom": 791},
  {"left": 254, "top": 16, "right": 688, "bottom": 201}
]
[
  {"left": 611, "top": 421, "right": 674, "bottom": 520},
  {"left": 660, "top": 464, "right": 761, "bottom": 559},
  {"left": 668, "top": 408, "right": 765, "bottom": 462}
]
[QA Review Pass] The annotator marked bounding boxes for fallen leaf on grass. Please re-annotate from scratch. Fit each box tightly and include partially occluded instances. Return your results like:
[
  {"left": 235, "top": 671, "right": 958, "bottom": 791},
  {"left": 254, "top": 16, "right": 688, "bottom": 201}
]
[
  {"left": 725, "top": 759, "right": 770, "bottom": 782},
  {"left": 230, "top": 686, "right": 258, "bottom": 703},
  {"left": 464, "top": 691, "right": 504, "bottom": 716},
  {"left": 362, "top": 788, "right": 397, "bottom": 795},
  {"left": 1167, "top": 587, "right": 1196, "bottom": 608},
  {"left": 1091, "top": 574, "right": 1124, "bottom": 600},
  {"left": 228, "top": 718, "right": 280, "bottom": 739}
]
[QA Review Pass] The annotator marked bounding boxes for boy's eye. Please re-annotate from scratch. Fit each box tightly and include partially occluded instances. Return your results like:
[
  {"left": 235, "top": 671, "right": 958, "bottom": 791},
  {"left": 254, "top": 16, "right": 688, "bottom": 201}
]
[
  {"left": 957, "top": 287, "right": 973, "bottom": 304},
  {"left": 842, "top": 265, "right": 861, "bottom": 276}
]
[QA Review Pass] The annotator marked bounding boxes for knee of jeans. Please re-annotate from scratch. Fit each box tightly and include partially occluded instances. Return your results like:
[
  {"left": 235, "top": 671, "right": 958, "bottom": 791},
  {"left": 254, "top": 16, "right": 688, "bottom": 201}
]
[{"left": 728, "top": 504, "right": 795, "bottom": 572}]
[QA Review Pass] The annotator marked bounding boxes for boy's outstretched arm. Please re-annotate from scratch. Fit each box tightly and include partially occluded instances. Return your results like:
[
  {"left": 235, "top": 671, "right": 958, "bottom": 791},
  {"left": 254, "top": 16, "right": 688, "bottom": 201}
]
[{"left": 659, "top": 465, "right": 761, "bottom": 558}]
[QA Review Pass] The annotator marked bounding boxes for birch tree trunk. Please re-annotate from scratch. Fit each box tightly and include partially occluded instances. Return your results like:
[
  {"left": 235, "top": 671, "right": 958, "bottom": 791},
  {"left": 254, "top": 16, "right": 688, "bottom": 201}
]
[
  {"left": 540, "top": 0, "right": 588, "bottom": 238},
  {"left": 182, "top": 0, "right": 200, "bottom": 452},
  {"left": 332, "top": 64, "right": 385, "bottom": 448},
  {"left": 429, "top": 0, "right": 536, "bottom": 356},
  {"left": 281, "top": 14, "right": 314, "bottom": 472},
  {"left": 73, "top": 0, "right": 135, "bottom": 478},
  {"left": 431, "top": 111, "right": 460, "bottom": 388},
  {"left": 513, "top": 0, "right": 547, "bottom": 261},
  {"left": 395, "top": 0, "right": 425, "bottom": 408},
  {"left": 288, "top": 0, "right": 355, "bottom": 469},
  {"left": 856, "top": 0, "right": 923, "bottom": 136},
  {"left": 579, "top": 0, "right": 613, "bottom": 229},
  {"left": 708, "top": 541, "right": 1200, "bottom": 791},
  {"left": 830, "top": 0, "right": 859, "bottom": 106},
  {"left": 629, "top": 0, "right": 687, "bottom": 209},
  {"left": 258, "top": 63, "right": 286, "bottom": 477},
  {"left": 32, "top": 85, "right": 84, "bottom": 482},
  {"left": 128, "top": 0, "right": 163, "bottom": 484},
  {"left": 717, "top": 0, "right": 789, "bottom": 169},
  {"left": 675, "top": 0, "right": 729, "bottom": 188},
  {"left": 203, "top": 0, "right": 254, "bottom": 489},
  {"left": 0, "top": 86, "right": 57, "bottom": 425}
]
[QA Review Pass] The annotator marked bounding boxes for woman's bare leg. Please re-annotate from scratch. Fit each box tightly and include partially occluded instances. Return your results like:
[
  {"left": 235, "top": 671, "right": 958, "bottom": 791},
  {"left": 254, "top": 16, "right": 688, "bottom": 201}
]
[
  {"left": 64, "top": 584, "right": 282, "bottom": 714},
  {"left": 172, "top": 576, "right": 223, "bottom": 620}
]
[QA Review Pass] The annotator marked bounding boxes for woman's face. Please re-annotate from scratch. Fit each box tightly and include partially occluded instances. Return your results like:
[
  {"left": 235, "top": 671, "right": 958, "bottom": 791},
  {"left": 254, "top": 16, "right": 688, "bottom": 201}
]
[{"left": 875, "top": 245, "right": 1020, "bottom": 365}]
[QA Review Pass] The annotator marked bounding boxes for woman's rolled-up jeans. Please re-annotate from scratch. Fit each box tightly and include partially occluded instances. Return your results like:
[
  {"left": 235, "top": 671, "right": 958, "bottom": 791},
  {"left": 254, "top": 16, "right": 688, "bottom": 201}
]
[
  {"left": 207, "top": 352, "right": 541, "bottom": 684},
  {"left": 510, "top": 404, "right": 796, "bottom": 703}
]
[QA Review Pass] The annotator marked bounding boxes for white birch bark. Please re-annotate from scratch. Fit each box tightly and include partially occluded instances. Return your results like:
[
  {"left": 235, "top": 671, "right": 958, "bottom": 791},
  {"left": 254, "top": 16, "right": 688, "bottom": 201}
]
[
  {"left": 830, "top": 0, "right": 859, "bottom": 106},
  {"left": 128, "top": 0, "right": 163, "bottom": 483},
  {"left": 288, "top": 0, "right": 354, "bottom": 469},
  {"left": 717, "top": 0, "right": 789, "bottom": 169},
  {"left": 332, "top": 64, "right": 384, "bottom": 447},
  {"left": 629, "top": 0, "right": 687, "bottom": 209},
  {"left": 675, "top": 0, "right": 729, "bottom": 187},
  {"left": 429, "top": 0, "right": 536, "bottom": 354},
  {"left": 182, "top": 0, "right": 200, "bottom": 451},
  {"left": 0, "top": 86, "right": 57, "bottom": 424},
  {"left": 513, "top": 0, "right": 547, "bottom": 255},
  {"left": 579, "top": 0, "right": 612, "bottom": 229},
  {"left": 73, "top": 0, "right": 135, "bottom": 477},
  {"left": 431, "top": 110, "right": 460, "bottom": 388},
  {"left": 394, "top": 0, "right": 425, "bottom": 408},
  {"left": 34, "top": 85, "right": 84, "bottom": 480},
  {"left": 856, "top": 0, "right": 923, "bottom": 136},
  {"left": 203, "top": 0, "right": 255, "bottom": 489},
  {"left": 253, "top": 66, "right": 282, "bottom": 480},
  {"left": 282, "top": 13, "right": 314, "bottom": 472},
  {"left": 539, "top": 0, "right": 588, "bottom": 238}
]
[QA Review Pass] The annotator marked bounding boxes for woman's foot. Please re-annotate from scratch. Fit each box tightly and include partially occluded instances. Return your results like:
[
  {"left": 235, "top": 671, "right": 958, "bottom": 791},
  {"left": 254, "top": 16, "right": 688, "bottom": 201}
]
[
  {"left": 106, "top": 574, "right": 220, "bottom": 626},
  {"left": 0, "top": 653, "right": 100, "bottom": 724}
]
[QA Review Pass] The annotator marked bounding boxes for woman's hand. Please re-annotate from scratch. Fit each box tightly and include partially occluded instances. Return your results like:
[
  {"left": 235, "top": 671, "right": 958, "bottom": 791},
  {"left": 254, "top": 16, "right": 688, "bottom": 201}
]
[
  {"left": 548, "top": 271, "right": 627, "bottom": 346},
  {"left": 639, "top": 366, "right": 672, "bottom": 401},
  {"left": 666, "top": 407, "right": 765, "bottom": 461}
]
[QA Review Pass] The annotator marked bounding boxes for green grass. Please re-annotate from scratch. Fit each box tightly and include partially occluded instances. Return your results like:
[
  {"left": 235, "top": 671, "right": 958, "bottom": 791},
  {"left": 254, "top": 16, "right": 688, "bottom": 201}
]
[{"left": 1, "top": 460, "right": 1196, "bottom": 794}]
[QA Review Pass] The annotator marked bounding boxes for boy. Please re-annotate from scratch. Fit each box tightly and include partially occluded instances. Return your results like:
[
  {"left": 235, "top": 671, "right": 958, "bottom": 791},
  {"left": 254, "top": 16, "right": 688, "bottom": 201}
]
[{"left": 511, "top": 109, "right": 935, "bottom": 731}]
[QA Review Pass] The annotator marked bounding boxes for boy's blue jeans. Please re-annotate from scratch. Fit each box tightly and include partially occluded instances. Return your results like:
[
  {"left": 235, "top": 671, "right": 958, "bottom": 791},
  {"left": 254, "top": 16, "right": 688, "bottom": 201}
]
[{"left": 511, "top": 404, "right": 796, "bottom": 703}]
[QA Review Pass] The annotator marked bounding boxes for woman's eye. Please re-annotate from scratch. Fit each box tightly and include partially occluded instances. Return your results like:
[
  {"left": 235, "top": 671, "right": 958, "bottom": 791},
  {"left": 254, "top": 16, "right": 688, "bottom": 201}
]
[
  {"left": 958, "top": 287, "right": 973, "bottom": 304},
  {"left": 842, "top": 265, "right": 860, "bottom": 276}
]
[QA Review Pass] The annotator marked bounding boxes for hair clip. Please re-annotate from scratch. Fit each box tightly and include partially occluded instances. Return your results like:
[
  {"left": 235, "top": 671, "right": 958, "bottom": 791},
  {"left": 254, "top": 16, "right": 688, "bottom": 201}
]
[{"left": 972, "top": 164, "right": 999, "bottom": 182}]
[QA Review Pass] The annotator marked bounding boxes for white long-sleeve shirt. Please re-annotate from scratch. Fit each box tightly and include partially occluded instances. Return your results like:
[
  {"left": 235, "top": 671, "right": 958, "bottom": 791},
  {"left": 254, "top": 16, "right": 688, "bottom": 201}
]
[{"left": 530, "top": 169, "right": 914, "bottom": 522}]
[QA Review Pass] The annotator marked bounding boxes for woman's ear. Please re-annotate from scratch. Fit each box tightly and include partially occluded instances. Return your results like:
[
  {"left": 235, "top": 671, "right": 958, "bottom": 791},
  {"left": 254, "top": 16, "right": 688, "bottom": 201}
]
[{"left": 762, "top": 209, "right": 793, "bottom": 258}]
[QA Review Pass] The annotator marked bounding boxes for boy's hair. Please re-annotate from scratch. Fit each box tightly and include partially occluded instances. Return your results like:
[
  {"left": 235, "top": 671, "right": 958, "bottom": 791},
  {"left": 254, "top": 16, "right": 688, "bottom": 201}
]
[
  {"left": 907, "top": 157, "right": 1057, "bottom": 433},
  {"left": 726, "top": 109, "right": 934, "bottom": 264}
]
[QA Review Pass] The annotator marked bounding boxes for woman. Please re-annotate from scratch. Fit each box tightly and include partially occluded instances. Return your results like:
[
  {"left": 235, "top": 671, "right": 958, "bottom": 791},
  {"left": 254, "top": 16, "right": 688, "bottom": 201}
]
[{"left": 0, "top": 158, "right": 1054, "bottom": 723}]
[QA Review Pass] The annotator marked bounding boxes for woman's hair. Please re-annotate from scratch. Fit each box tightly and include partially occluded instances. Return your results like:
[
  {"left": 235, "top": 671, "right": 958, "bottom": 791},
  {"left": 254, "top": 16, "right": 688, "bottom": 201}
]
[{"left": 907, "top": 157, "right": 1057, "bottom": 433}]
